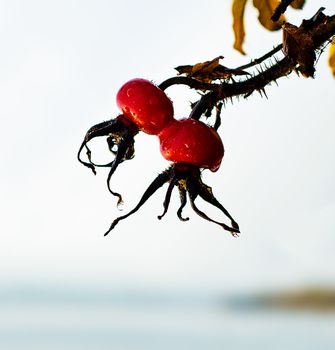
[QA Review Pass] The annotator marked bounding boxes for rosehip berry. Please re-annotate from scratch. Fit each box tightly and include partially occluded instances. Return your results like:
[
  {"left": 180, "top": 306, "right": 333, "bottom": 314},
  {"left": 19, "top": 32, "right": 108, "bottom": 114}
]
[
  {"left": 116, "top": 78, "right": 174, "bottom": 135},
  {"left": 80, "top": 77, "right": 239, "bottom": 234},
  {"left": 158, "top": 118, "right": 224, "bottom": 172}
]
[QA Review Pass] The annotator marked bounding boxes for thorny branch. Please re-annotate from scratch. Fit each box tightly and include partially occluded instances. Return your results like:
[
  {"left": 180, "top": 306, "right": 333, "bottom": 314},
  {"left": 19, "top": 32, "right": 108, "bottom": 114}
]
[
  {"left": 236, "top": 44, "right": 283, "bottom": 70},
  {"left": 78, "top": 7, "right": 334, "bottom": 235},
  {"left": 158, "top": 9, "right": 335, "bottom": 124}
]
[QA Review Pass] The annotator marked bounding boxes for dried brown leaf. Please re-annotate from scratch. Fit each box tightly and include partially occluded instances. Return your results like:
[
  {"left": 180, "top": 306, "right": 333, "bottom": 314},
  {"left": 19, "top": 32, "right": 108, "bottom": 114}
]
[
  {"left": 191, "top": 56, "right": 223, "bottom": 78},
  {"left": 232, "top": 0, "right": 248, "bottom": 55},
  {"left": 253, "top": 0, "right": 285, "bottom": 30},
  {"left": 175, "top": 56, "right": 250, "bottom": 83},
  {"left": 282, "top": 22, "right": 316, "bottom": 77}
]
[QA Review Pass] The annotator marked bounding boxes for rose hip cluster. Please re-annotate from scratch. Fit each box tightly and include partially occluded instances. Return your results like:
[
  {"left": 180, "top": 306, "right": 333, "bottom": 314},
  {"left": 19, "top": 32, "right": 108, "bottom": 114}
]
[{"left": 78, "top": 78, "right": 239, "bottom": 236}]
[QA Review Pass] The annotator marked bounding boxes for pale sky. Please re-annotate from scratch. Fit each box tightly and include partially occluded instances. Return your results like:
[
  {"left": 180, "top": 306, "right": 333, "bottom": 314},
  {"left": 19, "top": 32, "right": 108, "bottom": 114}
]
[{"left": 0, "top": 0, "right": 334, "bottom": 294}]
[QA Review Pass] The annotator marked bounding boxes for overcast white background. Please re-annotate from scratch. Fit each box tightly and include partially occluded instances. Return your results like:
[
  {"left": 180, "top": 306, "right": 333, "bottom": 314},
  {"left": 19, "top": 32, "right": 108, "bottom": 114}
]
[{"left": 1, "top": 0, "right": 334, "bottom": 296}]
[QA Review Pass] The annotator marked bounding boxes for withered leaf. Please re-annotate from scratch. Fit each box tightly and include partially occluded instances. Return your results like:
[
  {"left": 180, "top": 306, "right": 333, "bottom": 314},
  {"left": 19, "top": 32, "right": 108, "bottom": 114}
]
[
  {"left": 232, "top": 0, "right": 248, "bottom": 55},
  {"left": 232, "top": 0, "right": 308, "bottom": 54},
  {"left": 282, "top": 22, "right": 316, "bottom": 77},
  {"left": 253, "top": 0, "right": 285, "bottom": 30},
  {"left": 290, "top": 0, "right": 305, "bottom": 10},
  {"left": 175, "top": 56, "right": 250, "bottom": 83},
  {"left": 329, "top": 42, "right": 335, "bottom": 78},
  {"left": 271, "top": 0, "right": 305, "bottom": 21},
  {"left": 191, "top": 56, "right": 223, "bottom": 78}
]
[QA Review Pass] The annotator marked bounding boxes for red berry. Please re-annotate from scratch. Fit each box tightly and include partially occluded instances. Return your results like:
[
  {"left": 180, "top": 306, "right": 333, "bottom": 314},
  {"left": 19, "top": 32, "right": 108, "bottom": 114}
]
[
  {"left": 116, "top": 78, "right": 174, "bottom": 135},
  {"left": 158, "top": 118, "right": 224, "bottom": 172}
]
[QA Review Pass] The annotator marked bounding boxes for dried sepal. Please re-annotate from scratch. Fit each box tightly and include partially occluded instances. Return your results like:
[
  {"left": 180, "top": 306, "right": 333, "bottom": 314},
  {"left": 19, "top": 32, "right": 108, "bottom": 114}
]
[
  {"left": 105, "top": 163, "right": 240, "bottom": 236},
  {"left": 77, "top": 115, "right": 139, "bottom": 204},
  {"left": 105, "top": 170, "right": 170, "bottom": 235}
]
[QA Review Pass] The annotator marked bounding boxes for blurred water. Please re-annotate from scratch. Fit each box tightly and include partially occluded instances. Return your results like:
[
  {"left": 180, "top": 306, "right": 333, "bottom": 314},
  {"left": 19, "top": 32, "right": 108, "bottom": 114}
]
[{"left": 1, "top": 286, "right": 335, "bottom": 350}]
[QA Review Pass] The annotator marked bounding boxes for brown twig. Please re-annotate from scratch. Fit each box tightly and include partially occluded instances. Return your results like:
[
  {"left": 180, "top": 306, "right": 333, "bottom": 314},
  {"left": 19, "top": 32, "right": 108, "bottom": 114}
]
[{"left": 271, "top": 0, "right": 297, "bottom": 22}]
